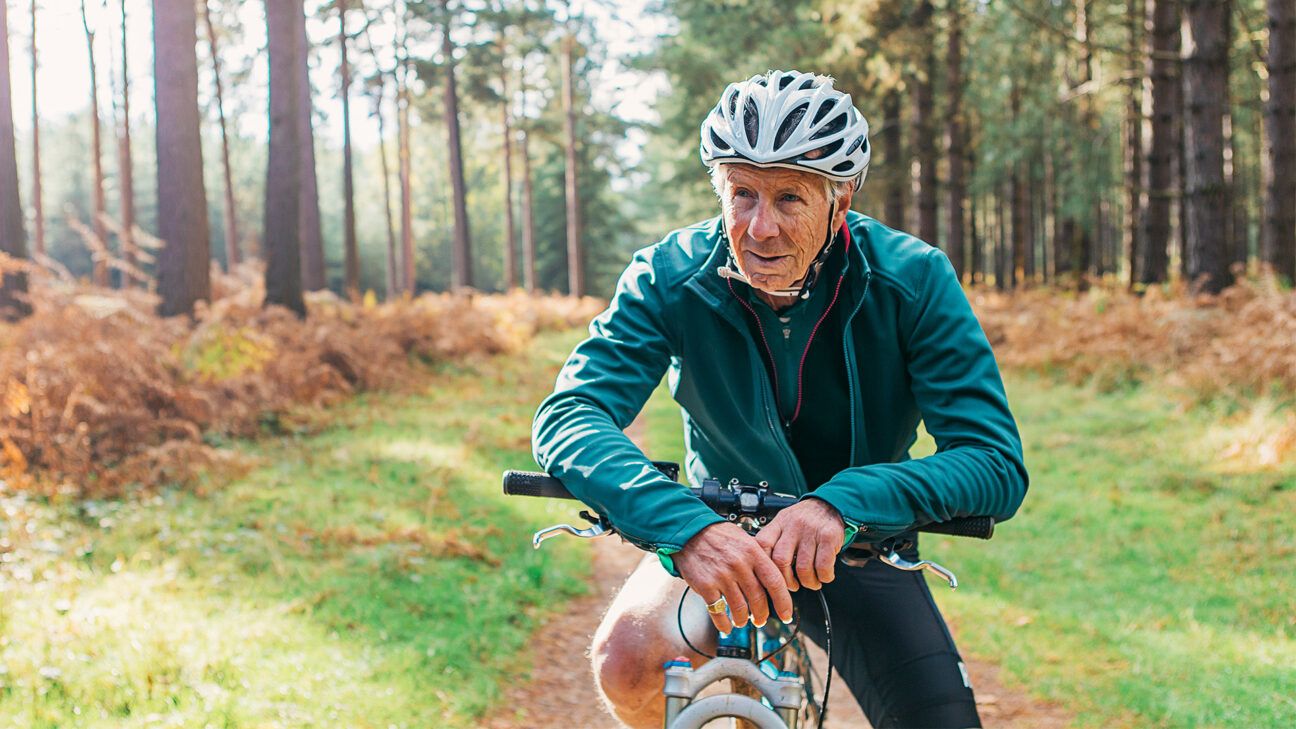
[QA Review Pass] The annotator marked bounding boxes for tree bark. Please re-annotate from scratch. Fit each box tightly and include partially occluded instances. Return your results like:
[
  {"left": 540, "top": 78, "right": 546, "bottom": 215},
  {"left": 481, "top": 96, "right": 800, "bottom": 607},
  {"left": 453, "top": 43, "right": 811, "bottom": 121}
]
[
  {"left": 1138, "top": 0, "right": 1178, "bottom": 286},
  {"left": 1077, "top": 0, "right": 1096, "bottom": 288},
  {"left": 262, "top": 0, "right": 305, "bottom": 316},
  {"left": 882, "top": 90, "right": 905, "bottom": 230},
  {"left": 296, "top": 3, "right": 325, "bottom": 291},
  {"left": 500, "top": 58, "right": 516, "bottom": 291},
  {"left": 967, "top": 148, "right": 980, "bottom": 284},
  {"left": 1181, "top": 0, "right": 1231, "bottom": 294},
  {"left": 1124, "top": 0, "right": 1144, "bottom": 287},
  {"left": 0, "top": 0, "right": 30, "bottom": 320},
  {"left": 201, "top": 0, "right": 240, "bottom": 270},
  {"left": 154, "top": 0, "right": 212, "bottom": 316},
  {"left": 81, "top": 0, "right": 109, "bottom": 286},
  {"left": 912, "top": 0, "right": 938, "bottom": 245},
  {"left": 441, "top": 0, "right": 473, "bottom": 289},
  {"left": 397, "top": 39, "right": 414, "bottom": 294},
  {"left": 361, "top": 17, "right": 399, "bottom": 298},
  {"left": 1263, "top": 0, "right": 1296, "bottom": 282},
  {"left": 561, "top": 29, "right": 583, "bottom": 297},
  {"left": 1010, "top": 82, "right": 1026, "bottom": 288},
  {"left": 28, "top": 0, "right": 42, "bottom": 258},
  {"left": 945, "top": 0, "right": 966, "bottom": 282},
  {"left": 118, "top": 0, "right": 136, "bottom": 280},
  {"left": 520, "top": 127, "right": 537, "bottom": 293},
  {"left": 339, "top": 0, "right": 359, "bottom": 298}
]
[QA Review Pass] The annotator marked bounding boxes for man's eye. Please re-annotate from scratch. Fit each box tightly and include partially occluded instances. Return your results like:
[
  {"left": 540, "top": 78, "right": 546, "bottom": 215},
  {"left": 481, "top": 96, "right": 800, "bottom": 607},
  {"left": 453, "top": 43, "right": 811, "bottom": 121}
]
[
  {"left": 735, "top": 189, "right": 754, "bottom": 198},
  {"left": 781, "top": 194, "right": 801, "bottom": 203}
]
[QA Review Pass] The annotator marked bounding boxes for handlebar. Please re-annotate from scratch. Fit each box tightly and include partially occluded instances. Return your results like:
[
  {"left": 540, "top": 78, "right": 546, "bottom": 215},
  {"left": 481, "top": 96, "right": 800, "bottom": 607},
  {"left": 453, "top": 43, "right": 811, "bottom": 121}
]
[{"left": 501, "top": 466, "right": 994, "bottom": 540}]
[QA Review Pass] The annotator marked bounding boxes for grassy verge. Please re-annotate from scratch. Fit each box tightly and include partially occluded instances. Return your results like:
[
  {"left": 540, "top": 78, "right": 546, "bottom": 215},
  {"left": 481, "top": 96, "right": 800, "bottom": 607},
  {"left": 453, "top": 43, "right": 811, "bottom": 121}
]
[
  {"left": 636, "top": 372, "right": 1295, "bottom": 728},
  {"left": 0, "top": 330, "right": 592, "bottom": 728}
]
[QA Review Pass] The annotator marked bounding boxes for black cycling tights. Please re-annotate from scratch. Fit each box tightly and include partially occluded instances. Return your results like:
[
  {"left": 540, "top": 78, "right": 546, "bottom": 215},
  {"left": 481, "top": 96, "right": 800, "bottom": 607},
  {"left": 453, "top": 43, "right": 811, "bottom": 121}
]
[{"left": 791, "top": 555, "right": 982, "bottom": 729}]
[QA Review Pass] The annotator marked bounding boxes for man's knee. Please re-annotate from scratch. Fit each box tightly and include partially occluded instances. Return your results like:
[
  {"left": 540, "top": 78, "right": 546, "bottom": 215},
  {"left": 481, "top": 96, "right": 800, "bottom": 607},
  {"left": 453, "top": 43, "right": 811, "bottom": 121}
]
[{"left": 591, "top": 611, "right": 665, "bottom": 716}]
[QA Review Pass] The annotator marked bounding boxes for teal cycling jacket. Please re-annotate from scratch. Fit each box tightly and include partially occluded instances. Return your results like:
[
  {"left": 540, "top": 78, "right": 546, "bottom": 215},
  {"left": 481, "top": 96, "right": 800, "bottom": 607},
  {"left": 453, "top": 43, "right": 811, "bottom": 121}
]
[{"left": 531, "top": 210, "right": 1028, "bottom": 563}]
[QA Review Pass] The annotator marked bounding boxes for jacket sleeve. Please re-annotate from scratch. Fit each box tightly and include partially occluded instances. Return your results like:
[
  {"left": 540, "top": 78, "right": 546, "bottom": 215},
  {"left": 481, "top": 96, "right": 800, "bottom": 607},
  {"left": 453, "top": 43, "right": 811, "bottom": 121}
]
[
  {"left": 807, "top": 249, "right": 1029, "bottom": 541},
  {"left": 531, "top": 247, "right": 725, "bottom": 554}
]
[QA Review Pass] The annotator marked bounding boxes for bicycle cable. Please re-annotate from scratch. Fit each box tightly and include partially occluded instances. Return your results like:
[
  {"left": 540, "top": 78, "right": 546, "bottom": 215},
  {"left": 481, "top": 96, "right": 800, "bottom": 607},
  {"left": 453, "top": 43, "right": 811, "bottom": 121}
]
[{"left": 674, "top": 586, "right": 833, "bottom": 729}]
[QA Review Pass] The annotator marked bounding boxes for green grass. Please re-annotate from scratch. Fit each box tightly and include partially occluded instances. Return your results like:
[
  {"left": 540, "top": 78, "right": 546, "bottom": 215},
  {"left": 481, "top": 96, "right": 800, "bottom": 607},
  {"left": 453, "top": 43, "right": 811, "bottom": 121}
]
[
  {"left": 638, "top": 370, "right": 1296, "bottom": 728},
  {"left": 0, "top": 330, "right": 592, "bottom": 728}
]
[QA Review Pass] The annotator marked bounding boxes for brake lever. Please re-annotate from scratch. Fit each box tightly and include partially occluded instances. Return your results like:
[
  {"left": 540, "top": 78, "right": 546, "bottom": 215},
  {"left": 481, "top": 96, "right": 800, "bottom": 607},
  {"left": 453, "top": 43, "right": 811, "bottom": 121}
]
[
  {"left": 532, "top": 521, "right": 612, "bottom": 549},
  {"left": 878, "top": 550, "right": 959, "bottom": 589}
]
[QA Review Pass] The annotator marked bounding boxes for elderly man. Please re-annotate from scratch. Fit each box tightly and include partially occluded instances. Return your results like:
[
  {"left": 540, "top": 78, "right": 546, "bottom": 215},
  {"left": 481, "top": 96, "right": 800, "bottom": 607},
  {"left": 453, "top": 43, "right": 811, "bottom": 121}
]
[{"left": 532, "top": 70, "right": 1028, "bottom": 729}]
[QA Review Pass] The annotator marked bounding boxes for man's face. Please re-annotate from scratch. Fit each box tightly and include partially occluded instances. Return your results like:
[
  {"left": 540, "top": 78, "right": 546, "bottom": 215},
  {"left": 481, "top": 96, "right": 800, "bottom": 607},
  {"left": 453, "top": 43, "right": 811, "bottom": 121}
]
[{"left": 718, "top": 164, "right": 845, "bottom": 292}]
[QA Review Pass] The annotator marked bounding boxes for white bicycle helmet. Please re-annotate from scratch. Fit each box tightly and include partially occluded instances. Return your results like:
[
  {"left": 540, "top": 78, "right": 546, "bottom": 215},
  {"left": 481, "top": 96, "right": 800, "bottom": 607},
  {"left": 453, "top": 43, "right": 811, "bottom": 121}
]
[{"left": 699, "top": 70, "right": 870, "bottom": 184}]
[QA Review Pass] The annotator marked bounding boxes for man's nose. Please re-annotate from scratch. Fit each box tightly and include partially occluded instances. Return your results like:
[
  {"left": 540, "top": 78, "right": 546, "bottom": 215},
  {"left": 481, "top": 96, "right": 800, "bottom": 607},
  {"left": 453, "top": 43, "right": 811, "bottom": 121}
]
[{"left": 747, "top": 201, "right": 780, "bottom": 241}]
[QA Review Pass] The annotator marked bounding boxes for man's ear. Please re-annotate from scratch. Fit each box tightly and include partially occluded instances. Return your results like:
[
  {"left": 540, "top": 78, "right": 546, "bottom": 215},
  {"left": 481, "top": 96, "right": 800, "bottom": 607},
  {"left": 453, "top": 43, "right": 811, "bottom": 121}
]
[{"left": 832, "top": 182, "right": 856, "bottom": 229}]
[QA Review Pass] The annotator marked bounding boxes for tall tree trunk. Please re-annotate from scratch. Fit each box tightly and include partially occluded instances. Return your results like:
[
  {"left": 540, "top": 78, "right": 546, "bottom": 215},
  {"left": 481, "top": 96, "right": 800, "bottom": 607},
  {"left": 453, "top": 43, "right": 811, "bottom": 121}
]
[
  {"left": 361, "top": 18, "right": 399, "bottom": 298},
  {"left": 912, "top": 0, "right": 938, "bottom": 244},
  {"left": 1077, "top": 0, "right": 1096, "bottom": 288},
  {"left": 296, "top": 4, "right": 325, "bottom": 291},
  {"left": 882, "top": 90, "right": 905, "bottom": 230},
  {"left": 1263, "top": 0, "right": 1295, "bottom": 282},
  {"left": 118, "top": 0, "right": 136, "bottom": 280},
  {"left": 1124, "top": 0, "right": 1144, "bottom": 287},
  {"left": 0, "top": 0, "right": 30, "bottom": 320},
  {"left": 28, "top": 0, "right": 42, "bottom": 258},
  {"left": 262, "top": 0, "right": 304, "bottom": 315},
  {"left": 1138, "top": 0, "right": 1178, "bottom": 286},
  {"left": 561, "top": 30, "right": 583, "bottom": 297},
  {"left": 945, "top": 0, "right": 966, "bottom": 281},
  {"left": 81, "top": 0, "right": 109, "bottom": 286},
  {"left": 967, "top": 148, "right": 980, "bottom": 283},
  {"left": 154, "top": 0, "right": 212, "bottom": 316},
  {"left": 339, "top": 0, "right": 359, "bottom": 298},
  {"left": 1181, "top": 0, "right": 1230, "bottom": 294},
  {"left": 201, "top": 0, "right": 240, "bottom": 270},
  {"left": 1044, "top": 140, "right": 1055, "bottom": 282},
  {"left": 375, "top": 74, "right": 399, "bottom": 298},
  {"left": 1221, "top": 0, "right": 1241, "bottom": 272},
  {"left": 520, "top": 128, "right": 537, "bottom": 293},
  {"left": 995, "top": 184, "right": 1007, "bottom": 290},
  {"left": 397, "top": 38, "right": 414, "bottom": 294},
  {"left": 441, "top": 0, "right": 473, "bottom": 289},
  {"left": 1010, "top": 82, "right": 1026, "bottom": 288},
  {"left": 500, "top": 59, "right": 516, "bottom": 291}
]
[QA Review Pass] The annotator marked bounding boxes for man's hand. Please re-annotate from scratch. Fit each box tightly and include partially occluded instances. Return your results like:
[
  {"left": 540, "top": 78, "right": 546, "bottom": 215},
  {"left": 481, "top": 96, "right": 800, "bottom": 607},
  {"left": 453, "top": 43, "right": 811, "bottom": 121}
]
[
  {"left": 754, "top": 498, "right": 845, "bottom": 592},
  {"left": 673, "top": 522, "right": 793, "bottom": 634}
]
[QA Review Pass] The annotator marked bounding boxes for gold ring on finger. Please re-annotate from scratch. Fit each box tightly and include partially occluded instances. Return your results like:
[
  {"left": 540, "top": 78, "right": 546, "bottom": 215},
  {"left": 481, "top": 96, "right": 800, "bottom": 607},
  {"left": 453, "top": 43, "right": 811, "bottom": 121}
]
[{"left": 705, "top": 597, "right": 728, "bottom": 615}]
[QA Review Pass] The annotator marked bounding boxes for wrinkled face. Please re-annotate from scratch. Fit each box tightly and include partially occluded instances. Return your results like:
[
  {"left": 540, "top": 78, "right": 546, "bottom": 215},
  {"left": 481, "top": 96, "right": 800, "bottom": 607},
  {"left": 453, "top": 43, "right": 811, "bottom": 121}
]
[{"left": 717, "top": 164, "right": 848, "bottom": 292}]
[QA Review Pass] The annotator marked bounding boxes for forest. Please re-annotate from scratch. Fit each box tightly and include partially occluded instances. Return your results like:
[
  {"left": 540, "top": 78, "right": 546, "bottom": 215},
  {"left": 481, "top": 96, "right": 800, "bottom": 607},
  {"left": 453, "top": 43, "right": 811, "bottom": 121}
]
[{"left": 0, "top": 1, "right": 1293, "bottom": 727}]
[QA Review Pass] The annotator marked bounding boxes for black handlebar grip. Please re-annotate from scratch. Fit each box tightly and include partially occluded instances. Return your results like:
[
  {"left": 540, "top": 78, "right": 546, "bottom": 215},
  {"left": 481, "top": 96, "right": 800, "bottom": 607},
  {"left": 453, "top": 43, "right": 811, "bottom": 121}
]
[
  {"left": 501, "top": 470, "right": 577, "bottom": 500},
  {"left": 917, "top": 516, "right": 995, "bottom": 540}
]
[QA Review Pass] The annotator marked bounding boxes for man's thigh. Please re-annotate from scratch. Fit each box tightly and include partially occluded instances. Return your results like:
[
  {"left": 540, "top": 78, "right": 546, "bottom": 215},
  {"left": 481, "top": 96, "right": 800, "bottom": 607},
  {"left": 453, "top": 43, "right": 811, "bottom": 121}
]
[{"left": 792, "top": 559, "right": 981, "bottom": 729}]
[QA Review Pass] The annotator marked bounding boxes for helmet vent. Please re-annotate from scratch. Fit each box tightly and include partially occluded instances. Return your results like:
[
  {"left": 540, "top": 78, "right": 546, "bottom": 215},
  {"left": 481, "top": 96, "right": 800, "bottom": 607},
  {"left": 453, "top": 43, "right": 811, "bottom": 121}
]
[
  {"left": 811, "top": 112, "right": 849, "bottom": 140},
  {"left": 743, "top": 97, "right": 760, "bottom": 146},
  {"left": 710, "top": 129, "right": 731, "bottom": 152},
  {"left": 773, "top": 104, "right": 809, "bottom": 150},
  {"left": 831, "top": 160, "right": 857, "bottom": 174},
  {"left": 778, "top": 74, "right": 796, "bottom": 90}
]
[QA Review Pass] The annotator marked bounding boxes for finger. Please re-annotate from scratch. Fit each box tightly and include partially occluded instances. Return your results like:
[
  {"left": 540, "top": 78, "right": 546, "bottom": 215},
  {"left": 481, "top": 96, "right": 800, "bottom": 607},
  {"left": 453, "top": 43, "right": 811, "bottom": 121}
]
[
  {"left": 753, "top": 557, "right": 794, "bottom": 624},
  {"left": 795, "top": 536, "right": 821, "bottom": 591},
  {"left": 736, "top": 570, "right": 770, "bottom": 628},
  {"left": 770, "top": 532, "right": 800, "bottom": 592},
  {"left": 698, "top": 587, "right": 734, "bottom": 635},
  {"left": 723, "top": 581, "right": 751, "bottom": 629},
  {"left": 754, "top": 520, "right": 782, "bottom": 552},
  {"left": 815, "top": 532, "right": 837, "bottom": 584}
]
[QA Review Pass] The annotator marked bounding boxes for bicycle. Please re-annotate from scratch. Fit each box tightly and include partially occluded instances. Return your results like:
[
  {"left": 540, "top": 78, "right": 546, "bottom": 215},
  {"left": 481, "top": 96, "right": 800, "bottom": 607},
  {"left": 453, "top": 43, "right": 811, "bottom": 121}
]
[{"left": 502, "top": 461, "right": 994, "bottom": 729}]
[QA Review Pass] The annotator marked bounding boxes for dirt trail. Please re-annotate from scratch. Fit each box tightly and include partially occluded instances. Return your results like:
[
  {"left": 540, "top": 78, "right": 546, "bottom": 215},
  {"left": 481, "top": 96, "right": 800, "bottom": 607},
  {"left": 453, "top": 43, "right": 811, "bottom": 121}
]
[{"left": 483, "top": 419, "right": 1072, "bottom": 728}]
